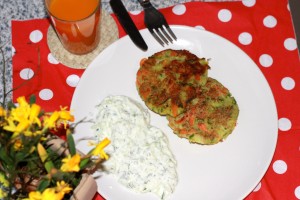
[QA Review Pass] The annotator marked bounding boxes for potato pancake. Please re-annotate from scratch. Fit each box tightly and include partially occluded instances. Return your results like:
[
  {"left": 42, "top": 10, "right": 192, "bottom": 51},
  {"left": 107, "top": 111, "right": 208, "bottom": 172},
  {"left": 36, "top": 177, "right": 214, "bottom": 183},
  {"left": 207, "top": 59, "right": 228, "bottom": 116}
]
[
  {"left": 136, "top": 49, "right": 210, "bottom": 117},
  {"left": 167, "top": 78, "right": 239, "bottom": 145}
]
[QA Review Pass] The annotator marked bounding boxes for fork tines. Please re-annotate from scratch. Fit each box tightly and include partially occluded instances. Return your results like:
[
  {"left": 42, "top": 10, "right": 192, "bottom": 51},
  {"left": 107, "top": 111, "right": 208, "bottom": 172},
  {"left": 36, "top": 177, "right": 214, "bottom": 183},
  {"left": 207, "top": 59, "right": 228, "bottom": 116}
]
[
  {"left": 152, "top": 24, "right": 177, "bottom": 46},
  {"left": 139, "top": 0, "right": 177, "bottom": 46},
  {"left": 149, "top": 20, "right": 177, "bottom": 46}
]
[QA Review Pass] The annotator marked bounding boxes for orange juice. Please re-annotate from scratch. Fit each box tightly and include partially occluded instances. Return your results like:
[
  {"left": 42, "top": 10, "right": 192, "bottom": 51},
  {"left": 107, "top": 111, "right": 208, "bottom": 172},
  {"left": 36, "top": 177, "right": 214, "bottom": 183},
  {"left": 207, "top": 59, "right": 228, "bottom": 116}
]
[
  {"left": 49, "top": 0, "right": 99, "bottom": 21},
  {"left": 46, "top": 0, "right": 101, "bottom": 55}
]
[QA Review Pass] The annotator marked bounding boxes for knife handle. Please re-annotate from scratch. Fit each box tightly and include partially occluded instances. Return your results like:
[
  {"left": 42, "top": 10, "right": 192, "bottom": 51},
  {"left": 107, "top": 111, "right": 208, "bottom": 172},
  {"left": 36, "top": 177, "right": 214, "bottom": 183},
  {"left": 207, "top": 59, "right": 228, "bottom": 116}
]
[
  {"left": 138, "top": 0, "right": 152, "bottom": 9},
  {"left": 110, "top": 0, "right": 148, "bottom": 50}
]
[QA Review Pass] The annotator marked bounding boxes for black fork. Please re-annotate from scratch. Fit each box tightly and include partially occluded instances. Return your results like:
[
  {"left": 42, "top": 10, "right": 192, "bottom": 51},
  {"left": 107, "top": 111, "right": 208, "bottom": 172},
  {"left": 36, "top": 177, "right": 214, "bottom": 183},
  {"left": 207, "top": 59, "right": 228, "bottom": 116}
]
[{"left": 138, "top": 0, "right": 177, "bottom": 46}]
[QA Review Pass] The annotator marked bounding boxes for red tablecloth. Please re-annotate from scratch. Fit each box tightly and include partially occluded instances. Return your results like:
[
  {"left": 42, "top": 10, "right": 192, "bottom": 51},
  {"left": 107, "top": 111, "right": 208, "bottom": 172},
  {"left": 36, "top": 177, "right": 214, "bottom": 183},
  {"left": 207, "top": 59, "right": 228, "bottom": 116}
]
[{"left": 12, "top": 0, "right": 300, "bottom": 199}]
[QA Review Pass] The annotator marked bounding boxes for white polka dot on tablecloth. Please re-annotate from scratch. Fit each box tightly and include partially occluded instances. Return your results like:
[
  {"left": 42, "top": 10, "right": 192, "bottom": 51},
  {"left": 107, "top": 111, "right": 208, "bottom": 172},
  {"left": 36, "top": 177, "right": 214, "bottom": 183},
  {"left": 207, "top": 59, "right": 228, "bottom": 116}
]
[
  {"left": 195, "top": 25, "right": 205, "bottom": 30},
  {"left": 281, "top": 77, "right": 295, "bottom": 90},
  {"left": 259, "top": 54, "right": 273, "bottom": 67},
  {"left": 47, "top": 53, "right": 59, "bottom": 64},
  {"left": 253, "top": 182, "right": 261, "bottom": 192},
  {"left": 242, "top": 0, "right": 256, "bottom": 7},
  {"left": 218, "top": 9, "right": 232, "bottom": 23},
  {"left": 172, "top": 4, "right": 186, "bottom": 15},
  {"left": 284, "top": 38, "right": 297, "bottom": 51},
  {"left": 295, "top": 186, "right": 300, "bottom": 199},
  {"left": 39, "top": 88, "right": 54, "bottom": 101},
  {"left": 273, "top": 160, "right": 288, "bottom": 174},
  {"left": 130, "top": 10, "right": 141, "bottom": 15},
  {"left": 20, "top": 68, "right": 34, "bottom": 80},
  {"left": 263, "top": 15, "right": 277, "bottom": 28},
  {"left": 238, "top": 32, "right": 252, "bottom": 45},
  {"left": 278, "top": 117, "right": 292, "bottom": 131},
  {"left": 29, "top": 30, "right": 43, "bottom": 43},
  {"left": 66, "top": 74, "right": 80, "bottom": 87}
]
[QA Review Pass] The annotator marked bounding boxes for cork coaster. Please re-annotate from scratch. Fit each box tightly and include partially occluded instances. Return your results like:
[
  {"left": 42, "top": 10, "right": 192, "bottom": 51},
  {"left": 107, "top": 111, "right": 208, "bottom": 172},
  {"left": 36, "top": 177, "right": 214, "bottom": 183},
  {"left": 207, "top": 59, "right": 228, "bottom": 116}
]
[{"left": 47, "top": 10, "right": 119, "bottom": 69}]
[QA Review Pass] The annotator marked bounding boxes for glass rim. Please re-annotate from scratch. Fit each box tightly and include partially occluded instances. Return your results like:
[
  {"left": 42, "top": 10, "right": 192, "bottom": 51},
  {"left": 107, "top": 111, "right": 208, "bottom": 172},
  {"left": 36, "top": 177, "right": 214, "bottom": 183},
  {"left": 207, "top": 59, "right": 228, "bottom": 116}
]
[{"left": 45, "top": 0, "right": 101, "bottom": 23}]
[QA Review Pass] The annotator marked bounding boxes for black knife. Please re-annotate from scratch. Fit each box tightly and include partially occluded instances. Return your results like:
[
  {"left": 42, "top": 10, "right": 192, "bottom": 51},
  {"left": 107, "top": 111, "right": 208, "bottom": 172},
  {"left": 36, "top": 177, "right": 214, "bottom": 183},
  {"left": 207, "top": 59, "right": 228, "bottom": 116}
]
[
  {"left": 110, "top": 0, "right": 148, "bottom": 51},
  {"left": 289, "top": 0, "right": 300, "bottom": 57}
]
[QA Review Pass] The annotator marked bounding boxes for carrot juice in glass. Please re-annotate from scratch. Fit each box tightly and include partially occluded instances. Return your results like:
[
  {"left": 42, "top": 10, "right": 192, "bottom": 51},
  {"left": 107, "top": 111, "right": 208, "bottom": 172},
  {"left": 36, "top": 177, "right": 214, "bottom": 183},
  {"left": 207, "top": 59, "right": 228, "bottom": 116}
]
[{"left": 45, "top": 0, "right": 101, "bottom": 55}]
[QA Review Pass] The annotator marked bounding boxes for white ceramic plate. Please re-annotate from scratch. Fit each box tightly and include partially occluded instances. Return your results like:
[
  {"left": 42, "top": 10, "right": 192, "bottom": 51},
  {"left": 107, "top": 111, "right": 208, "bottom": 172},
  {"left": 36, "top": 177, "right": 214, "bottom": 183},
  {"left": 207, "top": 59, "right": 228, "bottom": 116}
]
[{"left": 70, "top": 26, "right": 278, "bottom": 200}]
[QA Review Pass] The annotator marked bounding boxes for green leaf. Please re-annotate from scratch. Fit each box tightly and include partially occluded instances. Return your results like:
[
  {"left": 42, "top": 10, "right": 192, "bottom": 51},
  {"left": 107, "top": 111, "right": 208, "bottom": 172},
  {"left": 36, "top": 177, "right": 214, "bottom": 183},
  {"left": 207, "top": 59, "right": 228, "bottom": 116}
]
[
  {"left": 67, "top": 133, "right": 76, "bottom": 156},
  {"left": 7, "top": 101, "right": 16, "bottom": 109},
  {"left": 44, "top": 160, "right": 55, "bottom": 173},
  {"left": 37, "top": 143, "right": 54, "bottom": 173},
  {"left": 29, "top": 95, "right": 36, "bottom": 104},
  {"left": 79, "top": 157, "right": 90, "bottom": 169},
  {"left": 37, "top": 179, "right": 50, "bottom": 191},
  {"left": 0, "top": 147, "right": 13, "bottom": 166},
  {"left": 15, "top": 151, "right": 27, "bottom": 162}
]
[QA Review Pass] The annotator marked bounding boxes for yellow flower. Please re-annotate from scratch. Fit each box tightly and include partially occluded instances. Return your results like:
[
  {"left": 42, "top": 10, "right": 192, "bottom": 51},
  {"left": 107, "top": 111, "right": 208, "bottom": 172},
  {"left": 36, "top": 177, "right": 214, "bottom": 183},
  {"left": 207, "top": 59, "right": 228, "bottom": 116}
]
[
  {"left": 15, "top": 120, "right": 30, "bottom": 133},
  {"left": 29, "top": 146, "right": 36, "bottom": 153},
  {"left": 55, "top": 181, "right": 72, "bottom": 197},
  {"left": 13, "top": 120, "right": 30, "bottom": 138},
  {"left": 60, "top": 154, "right": 81, "bottom": 172},
  {"left": 3, "top": 97, "right": 43, "bottom": 137},
  {"left": 24, "top": 129, "right": 42, "bottom": 137},
  {"left": 0, "top": 106, "right": 6, "bottom": 117},
  {"left": 29, "top": 104, "right": 41, "bottom": 127},
  {"left": 27, "top": 191, "right": 42, "bottom": 200},
  {"left": 3, "top": 118, "right": 17, "bottom": 132},
  {"left": 0, "top": 172, "right": 9, "bottom": 187},
  {"left": 37, "top": 143, "right": 54, "bottom": 173},
  {"left": 41, "top": 188, "right": 63, "bottom": 200},
  {"left": 37, "top": 143, "right": 48, "bottom": 162},
  {"left": 13, "top": 138, "right": 23, "bottom": 150},
  {"left": 10, "top": 97, "right": 31, "bottom": 123},
  {"left": 91, "top": 138, "right": 110, "bottom": 160},
  {"left": 56, "top": 107, "right": 74, "bottom": 129},
  {"left": 0, "top": 188, "right": 7, "bottom": 198},
  {"left": 26, "top": 187, "right": 65, "bottom": 200},
  {"left": 43, "top": 111, "right": 59, "bottom": 129},
  {"left": 17, "top": 96, "right": 29, "bottom": 107},
  {"left": 58, "top": 107, "right": 74, "bottom": 122},
  {"left": 4, "top": 118, "right": 30, "bottom": 138}
]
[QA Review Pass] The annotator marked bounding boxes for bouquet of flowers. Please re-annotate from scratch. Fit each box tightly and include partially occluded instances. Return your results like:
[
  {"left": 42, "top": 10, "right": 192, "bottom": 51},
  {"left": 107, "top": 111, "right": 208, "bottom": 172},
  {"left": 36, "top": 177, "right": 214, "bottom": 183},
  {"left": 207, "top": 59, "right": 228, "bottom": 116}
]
[{"left": 0, "top": 96, "right": 110, "bottom": 200}]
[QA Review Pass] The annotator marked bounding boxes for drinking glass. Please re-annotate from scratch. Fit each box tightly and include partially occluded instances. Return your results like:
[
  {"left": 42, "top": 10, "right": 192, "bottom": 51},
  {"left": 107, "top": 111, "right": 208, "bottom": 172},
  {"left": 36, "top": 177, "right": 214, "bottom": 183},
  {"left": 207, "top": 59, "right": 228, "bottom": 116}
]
[{"left": 45, "top": 0, "right": 101, "bottom": 55}]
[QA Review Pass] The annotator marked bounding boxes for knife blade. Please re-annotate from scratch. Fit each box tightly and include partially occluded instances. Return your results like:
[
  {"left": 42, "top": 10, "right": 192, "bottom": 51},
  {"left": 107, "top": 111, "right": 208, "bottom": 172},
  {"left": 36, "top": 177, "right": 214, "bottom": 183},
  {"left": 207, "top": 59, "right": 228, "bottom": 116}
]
[
  {"left": 289, "top": 0, "right": 300, "bottom": 57},
  {"left": 110, "top": 0, "right": 148, "bottom": 51}
]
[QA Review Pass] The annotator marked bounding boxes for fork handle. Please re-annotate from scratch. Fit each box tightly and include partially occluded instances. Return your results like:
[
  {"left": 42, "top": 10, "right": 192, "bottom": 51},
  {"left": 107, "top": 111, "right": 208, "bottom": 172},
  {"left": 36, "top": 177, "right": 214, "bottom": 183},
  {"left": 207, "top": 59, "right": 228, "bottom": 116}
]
[{"left": 138, "top": 0, "right": 152, "bottom": 9}]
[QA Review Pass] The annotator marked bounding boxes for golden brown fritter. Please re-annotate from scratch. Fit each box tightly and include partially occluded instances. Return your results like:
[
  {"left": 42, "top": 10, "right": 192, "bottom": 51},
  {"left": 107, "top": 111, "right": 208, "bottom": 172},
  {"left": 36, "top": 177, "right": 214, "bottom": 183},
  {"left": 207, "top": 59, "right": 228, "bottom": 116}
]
[
  {"left": 136, "top": 49, "right": 210, "bottom": 117},
  {"left": 167, "top": 78, "right": 239, "bottom": 145}
]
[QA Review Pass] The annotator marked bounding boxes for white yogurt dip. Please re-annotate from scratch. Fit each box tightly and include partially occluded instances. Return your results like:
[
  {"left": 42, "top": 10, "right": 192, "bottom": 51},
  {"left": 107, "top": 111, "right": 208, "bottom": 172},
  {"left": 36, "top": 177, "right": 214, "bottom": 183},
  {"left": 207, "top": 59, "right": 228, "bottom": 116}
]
[{"left": 91, "top": 95, "right": 178, "bottom": 199}]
